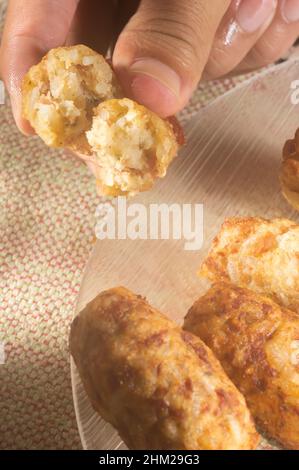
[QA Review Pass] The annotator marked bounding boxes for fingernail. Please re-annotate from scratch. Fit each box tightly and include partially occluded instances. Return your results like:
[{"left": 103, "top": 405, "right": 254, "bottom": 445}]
[
  {"left": 281, "top": 0, "right": 299, "bottom": 22},
  {"left": 124, "top": 58, "right": 182, "bottom": 116},
  {"left": 130, "top": 58, "right": 181, "bottom": 97},
  {"left": 10, "top": 93, "right": 34, "bottom": 136},
  {"left": 236, "top": 0, "right": 277, "bottom": 33}
]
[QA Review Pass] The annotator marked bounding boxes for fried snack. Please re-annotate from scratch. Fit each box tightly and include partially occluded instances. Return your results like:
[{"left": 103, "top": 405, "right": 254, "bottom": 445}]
[
  {"left": 184, "top": 282, "right": 299, "bottom": 449},
  {"left": 70, "top": 287, "right": 259, "bottom": 450},
  {"left": 22, "top": 45, "right": 181, "bottom": 196},
  {"left": 86, "top": 99, "right": 179, "bottom": 196},
  {"left": 200, "top": 216, "right": 299, "bottom": 312},
  {"left": 281, "top": 128, "right": 299, "bottom": 211},
  {"left": 22, "top": 45, "right": 122, "bottom": 152}
]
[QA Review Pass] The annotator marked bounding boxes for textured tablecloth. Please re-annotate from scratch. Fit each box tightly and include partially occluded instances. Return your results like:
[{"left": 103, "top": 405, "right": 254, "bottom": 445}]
[{"left": 0, "top": 0, "right": 277, "bottom": 450}]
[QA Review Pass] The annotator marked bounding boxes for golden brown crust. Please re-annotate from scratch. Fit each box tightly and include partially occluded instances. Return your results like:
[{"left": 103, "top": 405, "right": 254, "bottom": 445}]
[
  {"left": 200, "top": 216, "right": 299, "bottom": 312},
  {"left": 281, "top": 129, "right": 299, "bottom": 210},
  {"left": 70, "top": 287, "right": 259, "bottom": 450},
  {"left": 22, "top": 45, "right": 182, "bottom": 197},
  {"left": 184, "top": 282, "right": 299, "bottom": 449}
]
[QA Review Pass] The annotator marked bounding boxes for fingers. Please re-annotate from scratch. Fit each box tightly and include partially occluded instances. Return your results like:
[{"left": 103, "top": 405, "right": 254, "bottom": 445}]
[
  {"left": 236, "top": 0, "right": 299, "bottom": 73},
  {"left": 66, "top": 0, "right": 116, "bottom": 56},
  {"left": 112, "top": 0, "right": 231, "bottom": 117},
  {"left": 203, "top": 0, "right": 278, "bottom": 80},
  {"left": 0, "top": 0, "right": 79, "bottom": 134},
  {"left": 204, "top": 0, "right": 299, "bottom": 80},
  {"left": 114, "top": 0, "right": 140, "bottom": 44}
]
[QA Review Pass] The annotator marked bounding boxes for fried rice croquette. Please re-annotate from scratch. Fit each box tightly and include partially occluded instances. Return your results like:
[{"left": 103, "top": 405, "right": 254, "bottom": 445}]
[
  {"left": 70, "top": 287, "right": 259, "bottom": 450},
  {"left": 22, "top": 45, "right": 181, "bottom": 196},
  {"left": 86, "top": 99, "right": 180, "bottom": 196},
  {"left": 22, "top": 45, "right": 122, "bottom": 152},
  {"left": 200, "top": 217, "right": 299, "bottom": 312},
  {"left": 281, "top": 128, "right": 299, "bottom": 211},
  {"left": 184, "top": 283, "right": 299, "bottom": 449}
]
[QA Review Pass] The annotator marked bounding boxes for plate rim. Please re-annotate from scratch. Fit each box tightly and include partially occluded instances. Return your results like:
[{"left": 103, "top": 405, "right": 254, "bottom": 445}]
[{"left": 69, "top": 58, "right": 298, "bottom": 450}]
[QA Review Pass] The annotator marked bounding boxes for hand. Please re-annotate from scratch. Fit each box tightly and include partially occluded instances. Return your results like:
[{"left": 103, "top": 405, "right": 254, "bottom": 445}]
[{"left": 0, "top": 0, "right": 298, "bottom": 136}]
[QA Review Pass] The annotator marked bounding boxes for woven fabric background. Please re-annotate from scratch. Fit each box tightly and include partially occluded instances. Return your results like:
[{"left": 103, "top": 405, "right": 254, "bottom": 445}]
[{"left": 0, "top": 1, "right": 279, "bottom": 450}]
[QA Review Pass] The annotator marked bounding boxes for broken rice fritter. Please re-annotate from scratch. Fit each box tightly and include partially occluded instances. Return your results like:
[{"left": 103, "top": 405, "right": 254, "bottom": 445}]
[
  {"left": 200, "top": 216, "right": 299, "bottom": 313},
  {"left": 22, "top": 45, "right": 181, "bottom": 196},
  {"left": 184, "top": 282, "right": 299, "bottom": 450},
  {"left": 22, "top": 45, "right": 122, "bottom": 151},
  {"left": 86, "top": 99, "right": 180, "bottom": 196},
  {"left": 70, "top": 287, "right": 259, "bottom": 450}
]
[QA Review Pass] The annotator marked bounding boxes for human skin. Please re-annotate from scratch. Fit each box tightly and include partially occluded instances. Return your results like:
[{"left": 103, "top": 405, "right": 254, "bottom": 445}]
[{"left": 0, "top": 0, "right": 299, "bottom": 134}]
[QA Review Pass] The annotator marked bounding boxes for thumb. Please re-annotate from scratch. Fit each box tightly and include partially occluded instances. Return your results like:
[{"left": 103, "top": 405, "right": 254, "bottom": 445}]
[{"left": 113, "top": 0, "right": 230, "bottom": 117}]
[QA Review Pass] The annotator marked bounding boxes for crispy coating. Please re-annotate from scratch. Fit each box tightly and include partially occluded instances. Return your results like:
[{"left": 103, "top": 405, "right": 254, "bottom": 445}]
[
  {"left": 200, "top": 216, "right": 299, "bottom": 312},
  {"left": 281, "top": 128, "right": 299, "bottom": 211},
  {"left": 22, "top": 45, "right": 181, "bottom": 196},
  {"left": 184, "top": 283, "right": 299, "bottom": 449},
  {"left": 22, "top": 45, "right": 122, "bottom": 151},
  {"left": 86, "top": 99, "right": 179, "bottom": 196},
  {"left": 70, "top": 287, "right": 259, "bottom": 450}
]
